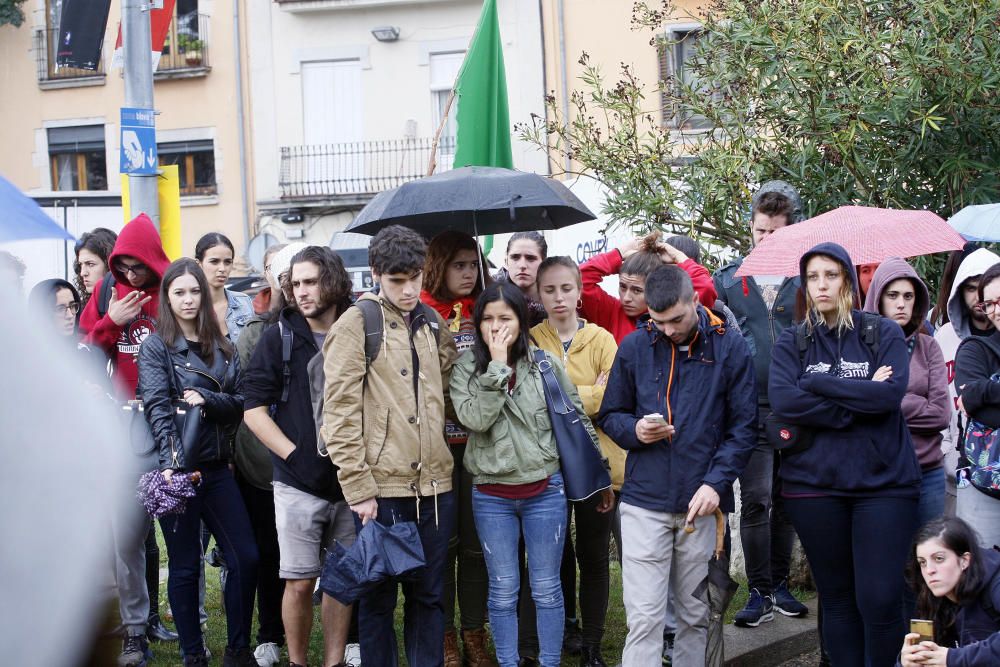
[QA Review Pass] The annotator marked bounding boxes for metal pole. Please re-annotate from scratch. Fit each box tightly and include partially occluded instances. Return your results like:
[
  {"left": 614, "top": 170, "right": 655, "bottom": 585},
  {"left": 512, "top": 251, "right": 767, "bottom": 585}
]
[
  {"left": 233, "top": 0, "right": 252, "bottom": 255},
  {"left": 122, "top": 0, "right": 160, "bottom": 229}
]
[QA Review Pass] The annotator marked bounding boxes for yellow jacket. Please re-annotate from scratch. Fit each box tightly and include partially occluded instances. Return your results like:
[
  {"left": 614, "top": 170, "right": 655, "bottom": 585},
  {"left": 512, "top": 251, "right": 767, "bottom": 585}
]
[{"left": 530, "top": 319, "right": 625, "bottom": 490}]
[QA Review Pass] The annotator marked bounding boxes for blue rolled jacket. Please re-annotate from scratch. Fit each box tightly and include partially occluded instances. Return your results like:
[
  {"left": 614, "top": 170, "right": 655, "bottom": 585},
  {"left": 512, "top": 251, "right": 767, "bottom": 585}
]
[{"left": 597, "top": 306, "right": 758, "bottom": 514}]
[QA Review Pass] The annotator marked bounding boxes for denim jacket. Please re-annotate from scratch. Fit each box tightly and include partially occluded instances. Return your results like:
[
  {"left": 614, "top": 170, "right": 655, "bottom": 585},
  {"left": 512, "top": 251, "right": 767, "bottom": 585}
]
[{"left": 225, "top": 289, "right": 255, "bottom": 344}]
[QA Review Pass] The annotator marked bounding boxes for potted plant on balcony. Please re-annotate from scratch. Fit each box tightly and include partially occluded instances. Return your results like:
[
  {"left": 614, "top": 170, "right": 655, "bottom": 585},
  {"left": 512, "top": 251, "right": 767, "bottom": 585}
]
[{"left": 177, "top": 34, "right": 205, "bottom": 67}]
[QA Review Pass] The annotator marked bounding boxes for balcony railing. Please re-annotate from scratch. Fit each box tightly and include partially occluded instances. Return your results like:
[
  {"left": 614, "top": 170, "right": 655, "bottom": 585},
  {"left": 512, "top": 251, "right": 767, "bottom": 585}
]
[
  {"left": 34, "top": 28, "right": 105, "bottom": 83},
  {"left": 279, "top": 136, "right": 456, "bottom": 198},
  {"left": 157, "top": 13, "right": 211, "bottom": 73}
]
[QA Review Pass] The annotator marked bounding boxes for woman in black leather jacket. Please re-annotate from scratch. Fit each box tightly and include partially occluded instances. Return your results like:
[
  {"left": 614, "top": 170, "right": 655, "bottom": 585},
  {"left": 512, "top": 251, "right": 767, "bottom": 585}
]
[{"left": 138, "top": 258, "right": 259, "bottom": 667}]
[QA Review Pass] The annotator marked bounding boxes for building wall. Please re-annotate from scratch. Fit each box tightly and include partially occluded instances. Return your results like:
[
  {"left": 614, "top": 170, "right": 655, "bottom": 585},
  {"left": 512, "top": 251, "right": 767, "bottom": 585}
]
[
  {"left": 538, "top": 0, "right": 703, "bottom": 175},
  {"left": 247, "top": 0, "right": 548, "bottom": 248},
  {"left": 0, "top": 0, "right": 251, "bottom": 263}
]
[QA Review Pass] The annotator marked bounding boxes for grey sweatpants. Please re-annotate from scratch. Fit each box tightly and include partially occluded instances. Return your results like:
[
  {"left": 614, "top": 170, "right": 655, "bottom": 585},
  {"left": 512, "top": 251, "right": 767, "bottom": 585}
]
[
  {"left": 111, "top": 497, "right": 152, "bottom": 635},
  {"left": 620, "top": 502, "right": 714, "bottom": 667}
]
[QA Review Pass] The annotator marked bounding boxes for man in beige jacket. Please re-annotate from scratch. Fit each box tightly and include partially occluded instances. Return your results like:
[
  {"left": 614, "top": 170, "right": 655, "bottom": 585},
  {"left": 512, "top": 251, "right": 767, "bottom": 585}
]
[{"left": 322, "top": 225, "right": 458, "bottom": 667}]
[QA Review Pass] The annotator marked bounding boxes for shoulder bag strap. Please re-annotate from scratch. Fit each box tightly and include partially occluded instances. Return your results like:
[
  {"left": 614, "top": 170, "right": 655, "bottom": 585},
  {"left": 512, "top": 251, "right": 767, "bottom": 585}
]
[{"left": 533, "top": 349, "right": 573, "bottom": 415}]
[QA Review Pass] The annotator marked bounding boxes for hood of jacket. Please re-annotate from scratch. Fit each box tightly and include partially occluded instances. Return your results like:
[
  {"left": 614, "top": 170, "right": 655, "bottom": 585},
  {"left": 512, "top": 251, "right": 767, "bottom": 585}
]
[
  {"left": 530, "top": 318, "right": 605, "bottom": 353},
  {"left": 798, "top": 242, "right": 860, "bottom": 305},
  {"left": 947, "top": 248, "right": 1000, "bottom": 339},
  {"left": 108, "top": 214, "right": 171, "bottom": 288},
  {"left": 862, "top": 257, "right": 929, "bottom": 337}
]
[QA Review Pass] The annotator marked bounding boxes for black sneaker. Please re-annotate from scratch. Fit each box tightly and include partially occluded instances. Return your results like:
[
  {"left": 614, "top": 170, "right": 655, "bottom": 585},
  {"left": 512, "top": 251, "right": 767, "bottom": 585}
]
[
  {"left": 733, "top": 588, "right": 775, "bottom": 628},
  {"left": 772, "top": 579, "right": 808, "bottom": 617},
  {"left": 580, "top": 645, "right": 608, "bottom": 667},
  {"left": 146, "top": 614, "right": 179, "bottom": 643},
  {"left": 661, "top": 631, "right": 675, "bottom": 665},
  {"left": 118, "top": 633, "right": 151, "bottom": 667},
  {"left": 563, "top": 618, "right": 583, "bottom": 655},
  {"left": 222, "top": 646, "right": 259, "bottom": 667}
]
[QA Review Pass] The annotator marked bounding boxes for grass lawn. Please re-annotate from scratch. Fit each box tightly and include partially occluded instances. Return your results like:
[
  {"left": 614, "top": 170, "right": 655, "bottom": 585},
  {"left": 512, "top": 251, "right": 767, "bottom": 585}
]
[{"left": 134, "top": 533, "right": 808, "bottom": 666}]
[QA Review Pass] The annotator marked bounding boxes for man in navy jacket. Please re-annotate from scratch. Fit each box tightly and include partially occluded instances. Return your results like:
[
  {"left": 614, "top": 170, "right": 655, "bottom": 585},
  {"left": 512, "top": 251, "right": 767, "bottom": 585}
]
[{"left": 599, "top": 265, "right": 757, "bottom": 665}]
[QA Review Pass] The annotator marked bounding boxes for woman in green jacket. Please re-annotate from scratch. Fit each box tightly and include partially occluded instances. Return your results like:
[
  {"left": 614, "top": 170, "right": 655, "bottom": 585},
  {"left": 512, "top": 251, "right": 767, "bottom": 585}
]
[{"left": 451, "top": 282, "right": 599, "bottom": 667}]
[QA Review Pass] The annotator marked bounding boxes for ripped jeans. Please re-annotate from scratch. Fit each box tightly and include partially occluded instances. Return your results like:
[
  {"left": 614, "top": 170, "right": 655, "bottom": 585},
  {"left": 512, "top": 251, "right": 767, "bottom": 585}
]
[{"left": 472, "top": 472, "right": 567, "bottom": 667}]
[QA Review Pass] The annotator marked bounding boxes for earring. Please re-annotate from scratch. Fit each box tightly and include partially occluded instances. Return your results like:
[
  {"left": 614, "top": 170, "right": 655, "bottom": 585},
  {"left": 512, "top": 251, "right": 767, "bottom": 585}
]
[{"left": 576, "top": 298, "right": 583, "bottom": 310}]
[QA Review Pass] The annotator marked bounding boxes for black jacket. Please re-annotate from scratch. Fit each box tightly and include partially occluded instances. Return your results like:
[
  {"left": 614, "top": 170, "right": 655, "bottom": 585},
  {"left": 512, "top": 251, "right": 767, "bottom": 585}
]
[
  {"left": 956, "top": 331, "right": 1000, "bottom": 429},
  {"left": 714, "top": 258, "right": 800, "bottom": 405},
  {"left": 137, "top": 333, "right": 243, "bottom": 471},
  {"left": 243, "top": 307, "right": 343, "bottom": 502}
]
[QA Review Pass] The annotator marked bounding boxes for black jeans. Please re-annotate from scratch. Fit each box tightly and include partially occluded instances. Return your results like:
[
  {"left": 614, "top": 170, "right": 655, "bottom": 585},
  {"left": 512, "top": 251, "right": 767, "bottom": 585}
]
[
  {"left": 160, "top": 465, "right": 259, "bottom": 657},
  {"left": 519, "top": 492, "right": 613, "bottom": 652},
  {"left": 236, "top": 473, "right": 285, "bottom": 646},
  {"left": 443, "top": 443, "right": 489, "bottom": 631},
  {"left": 785, "top": 494, "right": 917, "bottom": 667},
  {"left": 354, "top": 492, "right": 456, "bottom": 667},
  {"left": 145, "top": 523, "right": 161, "bottom": 622},
  {"left": 739, "top": 442, "right": 797, "bottom": 594}
]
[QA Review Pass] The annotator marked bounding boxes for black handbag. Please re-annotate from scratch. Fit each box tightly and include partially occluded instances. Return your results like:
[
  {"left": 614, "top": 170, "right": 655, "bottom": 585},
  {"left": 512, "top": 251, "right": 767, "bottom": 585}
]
[
  {"left": 533, "top": 349, "right": 611, "bottom": 501},
  {"left": 763, "top": 411, "right": 816, "bottom": 456}
]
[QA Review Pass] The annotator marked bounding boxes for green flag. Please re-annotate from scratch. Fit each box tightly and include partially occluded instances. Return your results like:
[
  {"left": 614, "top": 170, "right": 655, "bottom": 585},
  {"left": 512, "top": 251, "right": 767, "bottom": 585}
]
[
  {"left": 453, "top": 0, "right": 514, "bottom": 254},
  {"left": 453, "top": 0, "right": 514, "bottom": 170}
]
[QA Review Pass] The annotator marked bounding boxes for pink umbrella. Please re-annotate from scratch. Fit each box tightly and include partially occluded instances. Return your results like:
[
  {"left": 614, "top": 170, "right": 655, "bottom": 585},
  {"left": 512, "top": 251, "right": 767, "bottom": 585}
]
[{"left": 735, "top": 206, "right": 966, "bottom": 277}]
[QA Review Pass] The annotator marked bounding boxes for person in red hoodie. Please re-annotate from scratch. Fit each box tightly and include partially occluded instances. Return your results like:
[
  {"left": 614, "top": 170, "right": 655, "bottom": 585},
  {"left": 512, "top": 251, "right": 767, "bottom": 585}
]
[
  {"left": 580, "top": 233, "right": 717, "bottom": 344},
  {"left": 80, "top": 213, "right": 171, "bottom": 400},
  {"left": 78, "top": 213, "right": 172, "bottom": 667}
]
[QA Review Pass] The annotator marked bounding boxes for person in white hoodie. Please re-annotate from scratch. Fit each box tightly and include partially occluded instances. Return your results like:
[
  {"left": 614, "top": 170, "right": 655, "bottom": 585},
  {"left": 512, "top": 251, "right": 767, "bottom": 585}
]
[{"left": 934, "top": 247, "right": 1000, "bottom": 516}]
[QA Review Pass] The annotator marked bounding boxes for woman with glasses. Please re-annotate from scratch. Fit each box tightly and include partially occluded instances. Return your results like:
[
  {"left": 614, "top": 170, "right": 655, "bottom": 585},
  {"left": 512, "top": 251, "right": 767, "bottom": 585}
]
[
  {"left": 28, "top": 279, "right": 81, "bottom": 338},
  {"left": 954, "top": 262, "right": 1000, "bottom": 549},
  {"left": 195, "top": 233, "right": 254, "bottom": 343}
]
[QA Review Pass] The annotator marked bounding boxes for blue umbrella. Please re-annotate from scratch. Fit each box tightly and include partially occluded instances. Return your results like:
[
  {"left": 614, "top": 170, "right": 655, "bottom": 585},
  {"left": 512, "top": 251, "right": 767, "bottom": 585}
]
[
  {"left": 0, "top": 174, "right": 76, "bottom": 242},
  {"left": 948, "top": 203, "right": 1000, "bottom": 243}
]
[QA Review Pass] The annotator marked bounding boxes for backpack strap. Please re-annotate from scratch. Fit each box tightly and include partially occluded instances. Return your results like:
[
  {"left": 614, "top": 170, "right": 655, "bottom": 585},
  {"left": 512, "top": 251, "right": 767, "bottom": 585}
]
[
  {"left": 860, "top": 311, "right": 881, "bottom": 358},
  {"left": 354, "top": 299, "right": 384, "bottom": 368},
  {"left": 96, "top": 273, "right": 117, "bottom": 319},
  {"left": 795, "top": 321, "right": 810, "bottom": 365},
  {"left": 279, "top": 320, "right": 293, "bottom": 403}
]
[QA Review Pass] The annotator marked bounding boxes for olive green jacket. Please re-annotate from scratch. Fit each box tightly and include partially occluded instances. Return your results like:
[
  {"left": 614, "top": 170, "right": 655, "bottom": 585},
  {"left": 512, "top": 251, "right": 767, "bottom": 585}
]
[{"left": 450, "top": 347, "right": 598, "bottom": 486}]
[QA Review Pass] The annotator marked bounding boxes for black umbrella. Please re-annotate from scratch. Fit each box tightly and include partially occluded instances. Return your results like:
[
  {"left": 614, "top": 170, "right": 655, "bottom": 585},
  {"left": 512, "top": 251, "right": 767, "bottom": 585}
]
[
  {"left": 344, "top": 166, "right": 596, "bottom": 238},
  {"left": 319, "top": 520, "right": 426, "bottom": 605}
]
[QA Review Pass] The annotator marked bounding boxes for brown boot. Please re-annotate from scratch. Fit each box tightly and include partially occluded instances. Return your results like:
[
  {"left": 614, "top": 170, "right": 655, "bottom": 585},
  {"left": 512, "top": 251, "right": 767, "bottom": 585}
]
[
  {"left": 461, "top": 627, "right": 498, "bottom": 667},
  {"left": 444, "top": 629, "right": 461, "bottom": 667}
]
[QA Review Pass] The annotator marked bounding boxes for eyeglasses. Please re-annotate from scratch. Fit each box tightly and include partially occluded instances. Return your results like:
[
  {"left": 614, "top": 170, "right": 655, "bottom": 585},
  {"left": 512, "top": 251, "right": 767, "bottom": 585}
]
[
  {"left": 979, "top": 299, "right": 1000, "bottom": 314},
  {"left": 56, "top": 302, "right": 81, "bottom": 316},
  {"left": 114, "top": 260, "right": 149, "bottom": 276}
]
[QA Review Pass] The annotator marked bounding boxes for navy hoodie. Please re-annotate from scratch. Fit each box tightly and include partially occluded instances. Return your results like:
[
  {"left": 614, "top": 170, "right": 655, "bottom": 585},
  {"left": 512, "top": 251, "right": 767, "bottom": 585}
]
[{"left": 767, "top": 242, "right": 921, "bottom": 497}]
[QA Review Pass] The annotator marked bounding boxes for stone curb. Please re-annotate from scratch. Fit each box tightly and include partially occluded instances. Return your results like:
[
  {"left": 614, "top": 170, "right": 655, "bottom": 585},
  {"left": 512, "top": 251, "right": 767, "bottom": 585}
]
[{"left": 723, "top": 599, "right": 819, "bottom": 666}]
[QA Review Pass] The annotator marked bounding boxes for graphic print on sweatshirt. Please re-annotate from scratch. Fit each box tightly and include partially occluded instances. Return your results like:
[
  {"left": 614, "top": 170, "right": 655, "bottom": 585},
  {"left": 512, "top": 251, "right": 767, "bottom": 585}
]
[
  {"left": 118, "top": 313, "right": 156, "bottom": 356},
  {"left": 805, "top": 358, "right": 870, "bottom": 379}
]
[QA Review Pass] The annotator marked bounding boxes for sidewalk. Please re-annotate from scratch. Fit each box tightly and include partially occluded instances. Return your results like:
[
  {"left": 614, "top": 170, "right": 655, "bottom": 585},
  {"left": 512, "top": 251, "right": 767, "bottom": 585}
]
[{"left": 723, "top": 599, "right": 819, "bottom": 666}]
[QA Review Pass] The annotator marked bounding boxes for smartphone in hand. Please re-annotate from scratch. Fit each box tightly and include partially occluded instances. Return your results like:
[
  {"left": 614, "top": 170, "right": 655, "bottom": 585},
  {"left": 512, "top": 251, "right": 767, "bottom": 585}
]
[{"left": 910, "top": 619, "right": 934, "bottom": 643}]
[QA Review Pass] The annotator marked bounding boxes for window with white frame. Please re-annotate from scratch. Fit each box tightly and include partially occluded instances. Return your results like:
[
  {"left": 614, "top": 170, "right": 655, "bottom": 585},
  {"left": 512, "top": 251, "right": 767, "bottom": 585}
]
[{"left": 430, "top": 51, "right": 464, "bottom": 160}]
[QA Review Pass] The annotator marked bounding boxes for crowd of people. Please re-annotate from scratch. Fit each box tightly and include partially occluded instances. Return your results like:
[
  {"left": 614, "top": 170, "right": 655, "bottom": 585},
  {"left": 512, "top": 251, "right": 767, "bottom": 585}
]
[{"left": 10, "top": 177, "right": 1000, "bottom": 667}]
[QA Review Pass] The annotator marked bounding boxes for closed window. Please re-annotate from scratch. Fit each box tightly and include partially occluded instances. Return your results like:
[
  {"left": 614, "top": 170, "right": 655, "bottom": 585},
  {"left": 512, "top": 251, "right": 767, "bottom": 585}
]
[
  {"left": 430, "top": 51, "right": 464, "bottom": 158},
  {"left": 659, "top": 28, "right": 715, "bottom": 130},
  {"left": 48, "top": 125, "right": 107, "bottom": 191},
  {"left": 158, "top": 140, "right": 216, "bottom": 195}
]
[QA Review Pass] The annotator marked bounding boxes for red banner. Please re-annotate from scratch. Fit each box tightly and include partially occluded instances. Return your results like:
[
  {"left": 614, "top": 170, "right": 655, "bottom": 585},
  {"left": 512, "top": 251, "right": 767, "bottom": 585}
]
[{"left": 111, "top": 0, "right": 177, "bottom": 71}]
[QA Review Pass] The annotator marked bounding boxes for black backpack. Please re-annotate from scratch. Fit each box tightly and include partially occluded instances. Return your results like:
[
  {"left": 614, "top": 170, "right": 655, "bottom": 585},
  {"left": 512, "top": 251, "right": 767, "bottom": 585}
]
[
  {"left": 280, "top": 299, "right": 441, "bottom": 456},
  {"left": 794, "top": 311, "right": 881, "bottom": 366}
]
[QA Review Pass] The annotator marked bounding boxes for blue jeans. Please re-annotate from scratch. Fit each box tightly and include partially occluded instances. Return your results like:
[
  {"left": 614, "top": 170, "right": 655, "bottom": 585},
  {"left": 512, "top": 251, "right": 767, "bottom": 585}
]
[
  {"left": 917, "top": 466, "right": 946, "bottom": 527},
  {"left": 473, "top": 473, "right": 568, "bottom": 667},
  {"left": 159, "top": 465, "right": 259, "bottom": 657},
  {"left": 785, "top": 495, "right": 917, "bottom": 667},
  {"left": 353, "top": 492, "right": 455, "bottom": 667}
]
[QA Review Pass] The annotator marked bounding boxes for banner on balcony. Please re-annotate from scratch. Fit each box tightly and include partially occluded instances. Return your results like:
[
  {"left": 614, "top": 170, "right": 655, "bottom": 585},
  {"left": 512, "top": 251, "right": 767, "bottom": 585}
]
[
  {"left": 55, "top": 0, "right": 113, "bottom": 71},
  {"left": 110, "top": 0, "right": 177, "bottom": 72}
]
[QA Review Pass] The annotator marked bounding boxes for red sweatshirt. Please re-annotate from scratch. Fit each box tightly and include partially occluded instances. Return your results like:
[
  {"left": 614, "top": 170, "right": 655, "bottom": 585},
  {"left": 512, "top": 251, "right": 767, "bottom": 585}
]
[
  {"left": 79, "top": 214, "right": 171, "bottom": 399},
  {"left": 580, "top": 249, "right": 717, "bottom": 344}
]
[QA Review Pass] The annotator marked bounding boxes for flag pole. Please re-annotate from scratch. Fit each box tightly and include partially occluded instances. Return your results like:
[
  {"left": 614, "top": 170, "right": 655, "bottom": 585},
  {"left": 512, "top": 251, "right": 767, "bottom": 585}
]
[{"left": 426, "top": 90, "right": 456, "bottom": 176}]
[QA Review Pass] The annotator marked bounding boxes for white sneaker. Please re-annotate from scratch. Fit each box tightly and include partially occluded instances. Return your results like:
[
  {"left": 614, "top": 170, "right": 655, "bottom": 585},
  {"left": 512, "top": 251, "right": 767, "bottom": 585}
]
[
  {"left": 344, "top": 642, "right": 362, "bottom": 667},
  {"left": 253, "top": 642, "right": 281, "bottom": 667}
]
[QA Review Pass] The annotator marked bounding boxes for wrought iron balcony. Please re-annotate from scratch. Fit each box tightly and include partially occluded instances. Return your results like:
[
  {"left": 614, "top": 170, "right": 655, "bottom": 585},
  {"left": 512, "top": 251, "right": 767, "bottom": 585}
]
[
  {"left": 34, "top": 28, "right": 105, "bottom": 83},
  {"left": 157, "top": 13, "right": 211, "bottom": 73},
  {"left": 278, "top": 136, "right": 456, "bottom": 199}
]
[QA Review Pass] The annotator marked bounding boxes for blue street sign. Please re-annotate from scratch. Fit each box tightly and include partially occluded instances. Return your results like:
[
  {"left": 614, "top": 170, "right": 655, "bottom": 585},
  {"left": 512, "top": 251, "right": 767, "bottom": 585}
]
[{"left": 120, "top": 107, "right": 158, "bottom": 175}]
